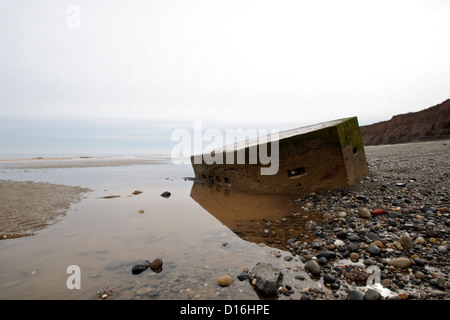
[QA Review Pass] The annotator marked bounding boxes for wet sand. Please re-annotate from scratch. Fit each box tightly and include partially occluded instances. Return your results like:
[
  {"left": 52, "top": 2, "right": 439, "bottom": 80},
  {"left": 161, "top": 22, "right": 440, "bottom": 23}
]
[{"left": 0, "top": 180, "right": 91, "bottom": 239}]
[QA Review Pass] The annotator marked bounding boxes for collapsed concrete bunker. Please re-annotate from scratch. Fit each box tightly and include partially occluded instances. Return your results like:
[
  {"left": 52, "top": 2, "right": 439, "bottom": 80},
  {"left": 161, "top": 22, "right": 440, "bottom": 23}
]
[{"left": 191, "top": 117, "right": 369, "bottom": 196}]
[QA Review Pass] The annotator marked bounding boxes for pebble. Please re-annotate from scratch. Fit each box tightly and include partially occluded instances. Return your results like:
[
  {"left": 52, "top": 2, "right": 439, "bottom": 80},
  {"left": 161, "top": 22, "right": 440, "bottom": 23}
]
[
  {"left": 415, "top": 237, "right": 425, "bottom": 245},
  {"left": 387, "top": 257, "right": 412, "bottom": 269},
  {"left": 349, "top": 252, "right": 360, "bottom": 262},
  {"left": 367, "top": 245, "right": 381, "bottom": 256},
  {"left": 323, "top": 274, "right": 336, "bottom": 284},
  {"left": 437, "top": 245, "right": 448, "bottom": 254},
  {"left": 304, "top": 260, "right": 321, "bottom": 276},
  {"left": 364, "top": 289, "right": 382, "bottom": 300},
  {"left": 160, "top": 191, "right": 171, "bottom": 198},
  {"left": 398, "top": 234, "right": 414, "bottom": 249},
  {"left": 136, "top": 287, "right": 151, "bottom": 295},
  {"left": 347, "top": 290, "right": 364, "bottom": 300},
  {"left": 217, "top": 275, "right": 234, "bottom": 287},
  {"left": 371, "top": 209, "right": 387, "bottom": 216},
  {"left": 359, "top": 208, "right": 372, "bottom": 218},
  {"left": 150, "top": 258, "right": 163, "bottom": 272}
]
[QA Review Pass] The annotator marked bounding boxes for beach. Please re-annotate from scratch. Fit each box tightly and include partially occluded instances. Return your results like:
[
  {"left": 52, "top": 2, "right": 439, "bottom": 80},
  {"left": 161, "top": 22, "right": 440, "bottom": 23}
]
[{"left": 0, "top": 141, "right": 448, "bottom": 300}]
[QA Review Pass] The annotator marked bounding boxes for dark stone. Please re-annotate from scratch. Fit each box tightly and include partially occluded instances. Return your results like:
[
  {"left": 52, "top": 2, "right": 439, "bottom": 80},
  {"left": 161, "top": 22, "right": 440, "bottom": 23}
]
[
  {"left": 160, "top": 191, "right": 171, "bottom": 198},
  {"left": 318, "top": 256, "right": 328, "bottom": 265},
  {"left": 336, "top": 230, "right": 347, "bottom": 239},
  {"left": 414, "top": 258, "right": 427, "bottom": 267},
  {"left": 367, "top": 245, "right": 381, "bottom": 256},
  {"left": 237, "top": 272, "right": 249, "bottom": 281},
  {"left": 317, "top": 250, "right": 337, "bottom": 260},
  {"left": 311, "top": 241, "right": 322, "bottom": 250},
  {"left": 323, "top": 274, "right": 336, "bottom": 283},
  {"left": 364, "top": 289, "right": 382, "bottom": 300},
  {"left": 132, "top": 261, "right": 150, "bottom": 275},
  {"left": 248, "top": 263, "right": 283, "bottom": 296},
  {"left": 347, "top": 290, "right": 364, "bottom": 300}
]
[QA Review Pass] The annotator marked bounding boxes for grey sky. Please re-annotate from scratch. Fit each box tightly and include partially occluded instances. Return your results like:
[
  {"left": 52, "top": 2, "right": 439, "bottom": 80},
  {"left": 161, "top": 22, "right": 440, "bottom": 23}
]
[{"left": 1, "top": 0, "right": 449, "bottom": 155}]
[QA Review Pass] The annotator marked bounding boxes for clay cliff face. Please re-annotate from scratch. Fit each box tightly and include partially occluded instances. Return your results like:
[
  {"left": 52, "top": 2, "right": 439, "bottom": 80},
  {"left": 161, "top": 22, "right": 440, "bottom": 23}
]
[{"left": 360, "top": 99, "right": 450, "bottom": 146}]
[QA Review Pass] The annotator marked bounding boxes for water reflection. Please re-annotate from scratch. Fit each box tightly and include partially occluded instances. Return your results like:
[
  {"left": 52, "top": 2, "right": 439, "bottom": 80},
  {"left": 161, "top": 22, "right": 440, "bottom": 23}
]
[{"left": 190, "top": 182, "right": 316, "bottom": 251}]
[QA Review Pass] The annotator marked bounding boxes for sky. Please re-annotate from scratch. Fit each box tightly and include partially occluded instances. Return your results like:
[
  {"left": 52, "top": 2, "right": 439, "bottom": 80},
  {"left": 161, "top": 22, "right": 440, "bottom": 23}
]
[{"left": 0, "top": 0, "right": 449, "bottom": 155}]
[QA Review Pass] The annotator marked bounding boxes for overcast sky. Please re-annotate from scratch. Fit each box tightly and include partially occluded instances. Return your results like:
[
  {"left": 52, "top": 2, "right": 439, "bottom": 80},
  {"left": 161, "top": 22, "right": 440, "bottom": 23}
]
[{"left": 0, "top": 0, "right": 449, "bottom": 155}]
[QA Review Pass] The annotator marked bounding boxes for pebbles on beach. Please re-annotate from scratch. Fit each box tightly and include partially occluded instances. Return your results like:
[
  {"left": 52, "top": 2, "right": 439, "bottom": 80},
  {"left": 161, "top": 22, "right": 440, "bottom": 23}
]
[{"left": 273, "top": 141, "right": 450, "bottom": 300}]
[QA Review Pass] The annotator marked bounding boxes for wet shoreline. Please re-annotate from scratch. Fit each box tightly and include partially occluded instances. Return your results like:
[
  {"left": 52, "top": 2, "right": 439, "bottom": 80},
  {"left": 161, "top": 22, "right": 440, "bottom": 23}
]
[{"left": 0, "top": 140, "right": 448, "bottom": 300}]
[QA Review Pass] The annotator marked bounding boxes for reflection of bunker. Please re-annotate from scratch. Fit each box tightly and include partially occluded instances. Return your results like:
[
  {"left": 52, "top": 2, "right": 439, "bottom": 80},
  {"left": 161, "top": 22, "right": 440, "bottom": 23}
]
[
  {"left": 190, "top": 182, "right": 293, "bottom": 228},
  {"left": 191, "top": 117, "right": 369, "bottom": 196},
  {"left": 190, "top": 182, "right": 296, "bottom": 246},
  {"left": 190, "top": 182, "right": 323, "bottom": 249}
]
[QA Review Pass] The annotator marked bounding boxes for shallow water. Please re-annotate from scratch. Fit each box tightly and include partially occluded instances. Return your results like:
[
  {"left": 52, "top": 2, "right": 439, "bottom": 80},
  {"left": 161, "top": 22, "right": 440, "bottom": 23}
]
[{"left": 0, "top": 162, "right": 319, "bottom": 300}]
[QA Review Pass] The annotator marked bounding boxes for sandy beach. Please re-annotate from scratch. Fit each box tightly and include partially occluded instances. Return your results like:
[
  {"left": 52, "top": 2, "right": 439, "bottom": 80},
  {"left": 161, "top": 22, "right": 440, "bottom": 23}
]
[{"left": 0, "top": 180, "right": 91, "bottom": 239}]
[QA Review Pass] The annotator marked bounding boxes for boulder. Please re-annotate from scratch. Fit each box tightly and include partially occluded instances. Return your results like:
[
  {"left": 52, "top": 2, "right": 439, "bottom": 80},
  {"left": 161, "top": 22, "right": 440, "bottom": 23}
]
[{"left": 248, "top": 263, "right": 283, "bottom": 296}]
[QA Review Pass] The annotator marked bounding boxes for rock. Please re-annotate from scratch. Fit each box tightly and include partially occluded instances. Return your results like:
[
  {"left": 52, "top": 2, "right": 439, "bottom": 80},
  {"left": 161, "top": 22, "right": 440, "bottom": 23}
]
[
  {"left": 367, "top": 245, "right": 381, "bottom": 256},
  {"left": 160, "top": 191, "right": 171, "bottom": 198},
  {"left": 437, "top": 245, "right": 448, "bottom": 254},
  {"left": 348, "top": 243, "right": 359, "bottom": 252},
  {"left": 311, "top": 241, "right": 322, "bottom": 250},
  {"left": 344, "top": 267, "right": 371, "bottom": 284},
  {"left": 317, "top": 256, "right": 328, "bottom": 265},
  {"left": 317, "top": 250, "right": 336, "bottom": 260},
  {"left": 371, "top": 209, "right": 387, "bottom": 216},
  {"left": 370, "top": 240, "right": 384, "bottom": 248},
  {"left": 270, "top": 250, "right": 282, "bottom": 258},
  {"left": 237, "top": 272, "right": 249, "bottom": 281},
  {"left": 347, "top": 290, "right": 364, "bottom": 300},
  {"left": 415, "top": 237, "right": 425, "bottom": 245},
  {"left": 421, "top": 205, "right": 436, "bottom": 213},
  {"left": 131, "top": 261, "right": 150, "bottom": 275},
  {"left": 359, "top": 208, "right": 372, "bottom": 218},
  {"left": 137, "top": 209, "right": 145, "bottom": 214},
  {"left": 364, "top": 289, "right": 382, "bottom": 300},
  {"left": 336, "top": 230, "right": 348, "bottom": 239},
  {"left": 304, "top": 260, "right": 321, "bottom": 276},
  {"left": 349, "top": 252, "right": 360, "bottom": 262},
  {"left": 136, "top": 287, "right": 151, "bottom": 295},
  {"left": 413, "top": 258, "right": 427, "bottom": 267},
  {"left": 425, "top": 229, "right": 438, "bottom": 238},
  {"left": 364, "top": 258, "right": 376, "bottom": 266},
  {"left": 348, "top": 234, "right": 361, "bottom": 242},
  {"left": 415, "top": 271, "right": 426, "bottom": 280},
  {"left": 334, "top": 239, "right": 345, "bottom": 248},
  {"left": 150, "top": 258, "right": 163, "bottom": 272},
  {"left": 398, "top": 234, "right": 414, "bottom": 250},
  {"left": 217, "top": 275, "right": 234, "bottom": 287},
  {"left": 248, "top": 263, "right": 283, "bottom": 296},
  {"left": 387, "top": 257, "right": 412, "bottom": 269},
  {"left": 132, "top": 190, "right": 143, "bottom": 195},
  {"left": 323, "top": 274, "right": 336, "bottom": 284}
]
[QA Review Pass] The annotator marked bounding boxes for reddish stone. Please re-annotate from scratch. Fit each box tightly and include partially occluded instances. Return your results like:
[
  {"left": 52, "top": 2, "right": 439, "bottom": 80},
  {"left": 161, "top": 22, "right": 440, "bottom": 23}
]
[
  {"left": 371, "top": 209, "right": 387, "bottom": 216},
  {"left": 150, "top": 258, "right": 163, "bottom": 272}
]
